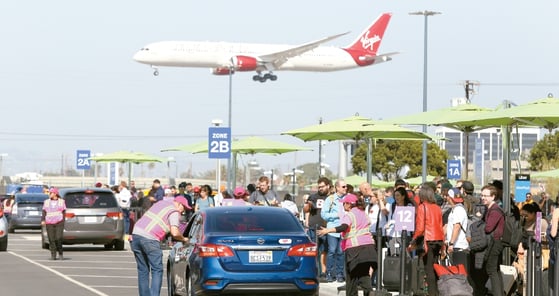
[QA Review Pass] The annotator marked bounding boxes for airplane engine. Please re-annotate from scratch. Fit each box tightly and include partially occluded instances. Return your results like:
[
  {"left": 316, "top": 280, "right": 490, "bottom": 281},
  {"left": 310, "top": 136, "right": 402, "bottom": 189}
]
[
  {"left": 231, "top": 55, "right": 258, "bottom": 71},
  {"left": 211, "top": 67, "right": 233, "bottom": 75}
]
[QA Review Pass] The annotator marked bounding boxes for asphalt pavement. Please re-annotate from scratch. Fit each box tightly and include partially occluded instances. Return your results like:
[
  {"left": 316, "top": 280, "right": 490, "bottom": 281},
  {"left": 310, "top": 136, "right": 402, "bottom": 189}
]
[{"left": 0, "top": 231, "right": 346, "bottom": 296}]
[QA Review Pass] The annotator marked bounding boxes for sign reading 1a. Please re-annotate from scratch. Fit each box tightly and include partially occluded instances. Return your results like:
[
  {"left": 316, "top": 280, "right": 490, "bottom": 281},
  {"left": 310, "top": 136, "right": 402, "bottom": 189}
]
[{"left": 208, "top": 127, "right": 231, "bottom": 159}]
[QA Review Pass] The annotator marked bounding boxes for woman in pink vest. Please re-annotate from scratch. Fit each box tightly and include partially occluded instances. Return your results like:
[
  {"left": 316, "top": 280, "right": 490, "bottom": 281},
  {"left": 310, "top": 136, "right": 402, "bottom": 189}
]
[
  {"left": 41, "top": 187, "right": 66, "bottom": 260},
  {"left": 318, "top": 194, "right": 376, "bottom": 296}
]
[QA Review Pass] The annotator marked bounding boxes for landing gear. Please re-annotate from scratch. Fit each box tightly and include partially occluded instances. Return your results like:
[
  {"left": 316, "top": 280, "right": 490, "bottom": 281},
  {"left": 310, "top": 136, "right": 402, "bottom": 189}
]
[
  {"left": 252, "top": 72, "right": 277, "bottom": 83},
  {"left": 151, "top": 66, "right": 159, "bottom": 76}
]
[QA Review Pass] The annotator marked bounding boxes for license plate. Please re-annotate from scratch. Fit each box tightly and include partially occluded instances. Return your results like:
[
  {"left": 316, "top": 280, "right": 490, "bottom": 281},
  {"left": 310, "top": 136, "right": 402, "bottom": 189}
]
[
  {"left": 84, "top": 216, "right": 97, "bottom": 223},
  {"left": 249, "top": 251, "right": 272, "bottom": 263},
  {"left": 28, "top": 211, "right": 40, "bottom": 216}
]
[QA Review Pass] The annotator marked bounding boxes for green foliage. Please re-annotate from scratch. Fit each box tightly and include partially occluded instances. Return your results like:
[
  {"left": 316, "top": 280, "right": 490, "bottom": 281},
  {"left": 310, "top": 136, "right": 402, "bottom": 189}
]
[
  {"left": 296, "top": 162, "right": 334, "bottom": 185},
  {"left": 527, "top": 131, "right": 559, "bottom": 171},
  {"left": 351, "top": 140, "right": 448, "bottom": 181}
]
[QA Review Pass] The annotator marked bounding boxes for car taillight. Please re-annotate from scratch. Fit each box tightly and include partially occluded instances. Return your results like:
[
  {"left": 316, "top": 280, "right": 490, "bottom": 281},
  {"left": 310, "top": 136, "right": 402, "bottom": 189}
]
[
  {"left": 198, "top": 244, "right": 234, "bottom": 257},
  {"left": 65, "top": 213, "right": 75, "bottom": 219},
  {"left": 106, "top": 212, "right": 122, "bottom": 219},
  {"left": 287, "top": 243, "right": 317, "bottom": 257}
]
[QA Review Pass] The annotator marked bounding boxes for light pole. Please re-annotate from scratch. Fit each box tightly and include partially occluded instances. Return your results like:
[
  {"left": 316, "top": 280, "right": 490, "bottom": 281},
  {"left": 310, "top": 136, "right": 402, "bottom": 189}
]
[
  {"left": 212, "top": 119, "right": 224, "bottom": 190},
  {"left": 410, "top": 10, "right": 441, "bottom": 183},
  {"left": 285, "top": 168, "right": 304, "bottom": 196},
  {"left": 0, "top": 153, "right": 7, "bottom": 180},
  {"left": 227, "top": 66, "right": 234, "bottom": 191},
  {"left": 167, "top": 156, "right": 176, "bottom": 183}
]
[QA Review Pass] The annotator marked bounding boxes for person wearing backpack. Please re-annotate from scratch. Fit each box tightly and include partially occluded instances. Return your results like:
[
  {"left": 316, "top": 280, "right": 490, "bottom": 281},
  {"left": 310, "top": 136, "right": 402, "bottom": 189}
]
[{"left": 481, "top": 184, "right": 505, "bottom": 296}]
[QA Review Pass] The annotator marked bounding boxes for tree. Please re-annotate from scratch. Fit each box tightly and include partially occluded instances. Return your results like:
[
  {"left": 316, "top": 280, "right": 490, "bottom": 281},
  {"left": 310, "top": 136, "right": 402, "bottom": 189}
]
[
  {"left": 351, "top": 140, "right": 448, "bottom": 181},
  {"left": 527, "top": 131, "right": 559, "bottom": 171},
  {"left": 297, "top": 162, "right": 334, "bottom": 185}
]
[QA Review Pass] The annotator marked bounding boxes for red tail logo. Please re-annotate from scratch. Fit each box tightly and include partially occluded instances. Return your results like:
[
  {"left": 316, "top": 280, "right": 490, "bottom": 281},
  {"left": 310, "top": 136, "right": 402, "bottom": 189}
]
[{"left": 345, "top": 13, "right": 392, "bottom": 54}]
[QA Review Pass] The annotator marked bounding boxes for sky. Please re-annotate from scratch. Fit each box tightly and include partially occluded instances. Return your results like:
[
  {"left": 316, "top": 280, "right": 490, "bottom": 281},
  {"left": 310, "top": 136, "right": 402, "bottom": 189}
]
[{"left": 1, "top": 1, "right": 558, "bottom": 179}]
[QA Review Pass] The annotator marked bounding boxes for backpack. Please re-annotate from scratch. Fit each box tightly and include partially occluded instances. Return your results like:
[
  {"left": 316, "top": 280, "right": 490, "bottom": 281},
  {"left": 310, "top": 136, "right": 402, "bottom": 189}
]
[
  {"left": 468, "top": 219, "right": 490, "bottom": 252},
  {"left": 497, "top": 206, "right": 522, "bottom": 251}
]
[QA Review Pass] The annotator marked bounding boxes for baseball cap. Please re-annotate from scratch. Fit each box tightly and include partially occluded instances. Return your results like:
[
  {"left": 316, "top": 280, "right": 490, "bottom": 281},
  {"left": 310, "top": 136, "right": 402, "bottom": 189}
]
[
  {"left": 441, "top": 182, "right": 453, "bottom": 190},
  {"left": 448, "top": 188, "right": 463, "bottom": 203},
  {"left": 165, "top": 188, "right": 172, "bottom": 195},
  {"left": 174, "top": 196, "right": 192, "bottom": 210},
  {"left": 341, "top": 194, "right": 358, "bottom": 204},
  {"left": 461, "top": 181, "right": 474, "bottom": 193},
  {"left": 95, "top": 182, "right": 103, "bottom": 188},
  {"left": 233, "top": 187, "right": 247, "bottom": 197},
  {"left": 193, "top": 186, "right": 201, "bottom": 193},
  {"left": 49, "top": 187, "right": 60, "bottom": 195}
]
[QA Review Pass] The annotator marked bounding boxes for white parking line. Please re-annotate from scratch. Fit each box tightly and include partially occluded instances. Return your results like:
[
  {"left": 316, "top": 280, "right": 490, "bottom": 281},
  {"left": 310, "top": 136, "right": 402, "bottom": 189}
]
[{"left": 8, "top": 251, "right": 110, "bottom": 296}]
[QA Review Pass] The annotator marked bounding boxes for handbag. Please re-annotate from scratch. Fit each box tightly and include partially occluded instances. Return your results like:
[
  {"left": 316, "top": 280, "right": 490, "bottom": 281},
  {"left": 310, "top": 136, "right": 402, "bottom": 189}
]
[{"left": 434, "top": 258, "right": 473, "bottom": 296}]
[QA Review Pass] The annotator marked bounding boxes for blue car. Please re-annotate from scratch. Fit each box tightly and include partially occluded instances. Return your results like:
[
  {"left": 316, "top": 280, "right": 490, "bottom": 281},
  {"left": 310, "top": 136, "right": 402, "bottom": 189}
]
[{"left": 167, "top": 206, "right": 319, "bottom": 296}]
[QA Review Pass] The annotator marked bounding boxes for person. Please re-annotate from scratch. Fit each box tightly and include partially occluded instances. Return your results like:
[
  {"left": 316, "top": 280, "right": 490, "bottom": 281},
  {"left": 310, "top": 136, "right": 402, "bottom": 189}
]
[
  {"left": 249, "top": 176, "right": 279, "bottom": 206},
  {"left": 194, "top": 185, "right": 214, "bottom": 211},
  {"left": 117, "top": 181, "right": 132, "bottom": 235},
  {"left": 148, "top": 179, "right": 165, "bottom": 205},
  {"left": 321, "top": 180, "right": 347, "bottom": 283},
  {"left": 481, "top": 184, "right": 505, "bottom": 296},
  {"left": 444, "top": 188, "right": 470, "bottom": 280},
  {"left": 41, "top": 187, "right": 66, "bottom": 260},
  {"left": 408, "top": 185, "right": 444, "bottom": 296},
  {"left": 304, "top": 177, "right": 331, "bottom": 280},
  {"left": 175, "top": 182, "right": 194, "bottom": 218},
  {"left": 163, "top": 188, "right": 175, "bottom": 201},
  {"left": 2, "top": 193, "right": 15, "bottom": 223},
  {"left": 548, "top": 205, "right": 559, "bottom": 296},
  {"left": 222, "top": 187, "right": 250, "bottom": 206},
  {"left": 360, "top": 182, "right": 388, "bottom": 248},
  {"left": 318, "top": 194, "right": 376, "bottom": 296},
  {"left": 281, "top": 193, "right": 299, "bottom": 217},
  {"left": 131, "top": 196, "right": 191, "bottom": 296},
  {"left": 385, "top": 187, "right": 415, "bottom": 256}
]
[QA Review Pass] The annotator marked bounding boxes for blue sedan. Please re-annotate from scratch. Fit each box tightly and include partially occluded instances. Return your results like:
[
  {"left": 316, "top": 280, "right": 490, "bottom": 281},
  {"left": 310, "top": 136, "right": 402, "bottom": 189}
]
[{"left": 167, "top": 206, "right": 319, "bottom": 296}]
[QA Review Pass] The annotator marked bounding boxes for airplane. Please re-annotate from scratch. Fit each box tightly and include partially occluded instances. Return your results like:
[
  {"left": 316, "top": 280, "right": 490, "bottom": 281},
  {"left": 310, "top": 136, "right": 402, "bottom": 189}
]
[{"left": 133, "top": 12, "right": 397, "bottom": 83}]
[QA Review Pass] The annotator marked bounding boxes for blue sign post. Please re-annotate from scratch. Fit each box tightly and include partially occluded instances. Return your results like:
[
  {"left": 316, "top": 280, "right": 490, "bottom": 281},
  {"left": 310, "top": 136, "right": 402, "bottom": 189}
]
[
  {"left": 76, "top": 150, "right": 91, "bottom": 170},
  {"left": 208, "top": 127, "right": 231, "bottom": 159},
  {"left": 514, "top": 174, "right": 530, "bottom": 203},
  {"left": 447, "top": 159, "right": 462, "bottom": 180}
]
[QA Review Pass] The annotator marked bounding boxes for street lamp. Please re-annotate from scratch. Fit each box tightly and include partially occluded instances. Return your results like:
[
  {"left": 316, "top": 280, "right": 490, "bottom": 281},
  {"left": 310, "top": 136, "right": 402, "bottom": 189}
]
[
  {"left": 409, "top": 10, "right": 441, "bottom": 183},
  {"left": 212, "top": 119, "right": 224, "bottom": 190},
  {"left": 285, "top": 168, "right": 304, "bottom": 195},
  {"left": 0, "top": 153, "right": 8, "bottom": 180},
  {"left": 227, "top": 66, "right": 234, "bottom": 191}
]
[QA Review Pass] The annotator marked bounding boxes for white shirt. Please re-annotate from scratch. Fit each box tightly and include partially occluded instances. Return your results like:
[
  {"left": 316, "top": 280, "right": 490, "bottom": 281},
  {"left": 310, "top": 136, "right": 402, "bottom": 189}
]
[
  {"left": 117, "top": 188, "right": 131, "bottom": 209},
  {"left": 367, "top": 203, "right": 387, "bottom": 234},
  {"left": 446, "top": 204, "right": 469, "bottom": 250}
]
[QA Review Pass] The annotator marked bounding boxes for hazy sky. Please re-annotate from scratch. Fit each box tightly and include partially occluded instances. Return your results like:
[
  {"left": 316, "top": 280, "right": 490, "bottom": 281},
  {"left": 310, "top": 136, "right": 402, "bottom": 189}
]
[{"left": 1, "top": 1, "right": 558, "bottom": 178}]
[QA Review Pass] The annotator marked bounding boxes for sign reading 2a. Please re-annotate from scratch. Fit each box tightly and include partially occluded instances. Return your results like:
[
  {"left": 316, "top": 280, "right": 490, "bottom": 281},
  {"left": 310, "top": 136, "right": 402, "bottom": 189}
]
[{"left": 208, "top": 127, "right": 231, "bottom": 159}]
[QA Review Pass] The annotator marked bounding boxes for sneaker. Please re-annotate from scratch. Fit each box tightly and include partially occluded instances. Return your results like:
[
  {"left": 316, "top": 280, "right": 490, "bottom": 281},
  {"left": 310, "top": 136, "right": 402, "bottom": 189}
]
[
  {"left": 326, "top": 274, "right": 334, "bottom": 283},
  {"left": 336, "top": 277, "right": 345, "bottom": 283}
]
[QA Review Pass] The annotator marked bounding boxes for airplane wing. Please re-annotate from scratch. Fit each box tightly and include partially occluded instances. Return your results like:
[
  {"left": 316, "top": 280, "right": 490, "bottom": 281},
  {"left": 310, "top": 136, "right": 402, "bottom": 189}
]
[
  {"left": 357, "top": 51, "right": 400, "bottom": 64},
  {"left": 257, "top": 32, "right": 349, "bottom": 70}
]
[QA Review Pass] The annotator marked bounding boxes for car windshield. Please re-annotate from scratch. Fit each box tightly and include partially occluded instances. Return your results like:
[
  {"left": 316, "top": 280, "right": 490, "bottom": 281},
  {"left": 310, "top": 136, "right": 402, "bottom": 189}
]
[
  {"left": 16, "top": 194, "right": 49, "bottom": 203},
  {"left": 64, "top": 192, "right": 118, "bottom": 208},
  {"left": 208, "top": 211, "right": 302, "bottom": 233}
]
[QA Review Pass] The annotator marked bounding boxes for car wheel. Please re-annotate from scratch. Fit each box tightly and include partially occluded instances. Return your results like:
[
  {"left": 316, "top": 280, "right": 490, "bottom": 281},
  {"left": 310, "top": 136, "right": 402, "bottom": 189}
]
[
  {"left": 8, "top": 225, "right": 14, "bottom": 234},
  {"left": 167, "top": 264, "right": 174, "bottom": 296},
  {"left": 114, "top": 239, "right": 125, "bottom": 251},
  {"left": 104, "top": 243, "right": 114, "bottom": 250},
  {"left": 187, "top": 272, "right": 195, "bottom": 296},
  {"left": 0, "top": 237, "right": 8, "bottom": 251}
]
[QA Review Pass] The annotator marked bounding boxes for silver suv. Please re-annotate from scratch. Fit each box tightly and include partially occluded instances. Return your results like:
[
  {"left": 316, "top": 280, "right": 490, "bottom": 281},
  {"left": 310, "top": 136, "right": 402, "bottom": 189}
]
[{"left": 41, "top": 188, "right": 125, "bottom": 250}]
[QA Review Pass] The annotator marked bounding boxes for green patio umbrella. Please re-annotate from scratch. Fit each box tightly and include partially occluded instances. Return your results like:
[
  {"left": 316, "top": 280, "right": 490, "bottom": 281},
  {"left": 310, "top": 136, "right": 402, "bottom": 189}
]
[
  {"left": 431, "top": 96, "right": 559, "bottom": 224},
  {"left": 90, "top": 151, "right": 164, "bottom": 185},
  {"left": 531, "top": 168, "right": 559, "bottom": 178},
  {"left": 282, "top": 115, "right": 434, "bottom": 183},
  {"left": 384, "top": 103, "right": 495, "bottom": 179},
  {"left": 161, "top": 136, "right": 312, "bottom": 187}
]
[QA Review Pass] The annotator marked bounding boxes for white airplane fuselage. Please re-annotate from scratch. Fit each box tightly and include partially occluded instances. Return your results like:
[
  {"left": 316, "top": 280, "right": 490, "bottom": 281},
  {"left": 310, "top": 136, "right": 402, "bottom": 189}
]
[{"left": 133, "top": 41, "right": 359, "bottom": 72}]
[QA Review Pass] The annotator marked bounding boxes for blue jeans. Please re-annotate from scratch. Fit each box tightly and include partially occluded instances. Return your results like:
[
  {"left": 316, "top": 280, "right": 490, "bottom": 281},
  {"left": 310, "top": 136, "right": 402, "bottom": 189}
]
[
  {"left": 326, "top": 234, "right": 344, "bottom": 278},
  {"left": 131, "top": 234, "right": 163, "bottom": 296},
  {"left": 122, "top": 208, "right": 130, "bottom": 234}
]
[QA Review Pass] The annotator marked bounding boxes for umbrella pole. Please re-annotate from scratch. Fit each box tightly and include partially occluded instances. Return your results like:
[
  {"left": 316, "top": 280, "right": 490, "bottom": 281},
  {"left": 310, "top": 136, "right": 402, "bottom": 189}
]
[
  {"left": 128, "top": 163, "right": 132, "bottom": 187},
  {"left": 464, "top": 131, "right": 470, "bottom": 180},
  {"left": 366, "top": 138, "right": 373, "bottom": 184}
]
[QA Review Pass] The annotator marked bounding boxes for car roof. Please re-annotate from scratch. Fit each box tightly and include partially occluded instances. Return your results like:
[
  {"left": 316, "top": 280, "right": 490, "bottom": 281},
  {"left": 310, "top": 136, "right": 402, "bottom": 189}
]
[
  {"left": 15, "top": 193, "right": 48, "bottom": 198},
  {"left": 59, "top": 187, "right": 114, "bottom": 195},
  {"left": 201, "top": 206, "right": 291, "bottom": 215}
]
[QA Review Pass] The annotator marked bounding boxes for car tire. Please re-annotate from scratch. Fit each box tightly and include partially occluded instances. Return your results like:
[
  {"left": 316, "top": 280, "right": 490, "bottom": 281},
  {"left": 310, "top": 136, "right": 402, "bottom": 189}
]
[
  {"left": 187, "top": 272, "right": 195, "bottom": 296},
  {"left": 8, "top": 225, "right": 14, "bottom": 234},
  {"left": 0, "top": 237, "right": 7, "bottom": 251},
  {"left": 114, "top": 239, "right": 125, "bottom": 251},
  {"left": 167, "top": 263, "right": 175, "bottom": 296},
  {"left": 104, "top": 243, "right": 114, "bottom": 250}
]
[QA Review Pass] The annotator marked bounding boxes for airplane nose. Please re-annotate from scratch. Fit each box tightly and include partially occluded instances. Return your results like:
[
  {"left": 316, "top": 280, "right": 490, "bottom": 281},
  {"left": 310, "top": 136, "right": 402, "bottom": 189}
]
[{"left": 133, "top": 51, "right": 144, "bottom": 63}]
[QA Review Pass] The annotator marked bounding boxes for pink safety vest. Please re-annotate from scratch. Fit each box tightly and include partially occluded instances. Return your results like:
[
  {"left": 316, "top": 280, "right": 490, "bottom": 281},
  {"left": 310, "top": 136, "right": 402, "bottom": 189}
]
[
  {"left": 341, "top": 208, "right": 374, "bottom": 251},
  {"left": 134, "top": 200, "right": 178, "bottom": 241},
  {"left": 43, "top": 199, "right": 66, "bottom": 225}
]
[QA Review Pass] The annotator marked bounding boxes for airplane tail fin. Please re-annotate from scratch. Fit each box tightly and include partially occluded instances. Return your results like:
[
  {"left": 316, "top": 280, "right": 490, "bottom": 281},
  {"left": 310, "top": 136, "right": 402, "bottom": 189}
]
[{"left": 344, "top": 13, "right": 392, "bottom": 55}]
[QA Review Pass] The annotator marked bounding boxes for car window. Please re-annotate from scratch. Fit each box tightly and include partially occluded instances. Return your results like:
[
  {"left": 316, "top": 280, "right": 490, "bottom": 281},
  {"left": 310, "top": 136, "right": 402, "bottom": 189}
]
[
  {"left": 16, "top": 194, "right": 48, "bottom": 203},
  {"left": 64, "top": 192, "right": 118, "bottom": 208},
  {"left": 209, "top": 212, "right": 302, "bottom": 233}
]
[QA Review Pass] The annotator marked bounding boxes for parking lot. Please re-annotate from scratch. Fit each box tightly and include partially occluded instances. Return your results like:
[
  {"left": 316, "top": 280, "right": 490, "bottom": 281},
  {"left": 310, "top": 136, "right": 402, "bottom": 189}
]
[{"left": 0, "top": 231, "right": 345, "bottom": 296}]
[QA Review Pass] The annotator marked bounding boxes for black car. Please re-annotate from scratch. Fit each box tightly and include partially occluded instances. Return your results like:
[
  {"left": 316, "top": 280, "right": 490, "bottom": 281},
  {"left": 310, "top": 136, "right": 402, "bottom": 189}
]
[{"left": 9, "top": 193, "right": 49, "bottom": 233}]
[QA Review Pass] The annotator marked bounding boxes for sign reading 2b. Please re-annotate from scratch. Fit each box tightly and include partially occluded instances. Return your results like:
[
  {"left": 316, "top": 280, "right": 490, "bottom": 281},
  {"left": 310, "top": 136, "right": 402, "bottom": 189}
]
[{"left": 208, "top": 127, "right": 231, "bottom": 159}]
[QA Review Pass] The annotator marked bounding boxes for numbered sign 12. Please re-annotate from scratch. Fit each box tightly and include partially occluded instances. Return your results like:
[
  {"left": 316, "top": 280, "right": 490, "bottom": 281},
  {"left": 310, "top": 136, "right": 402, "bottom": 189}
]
[{"left": 394, "top": 206, "right": 415, "bottom": 232}]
